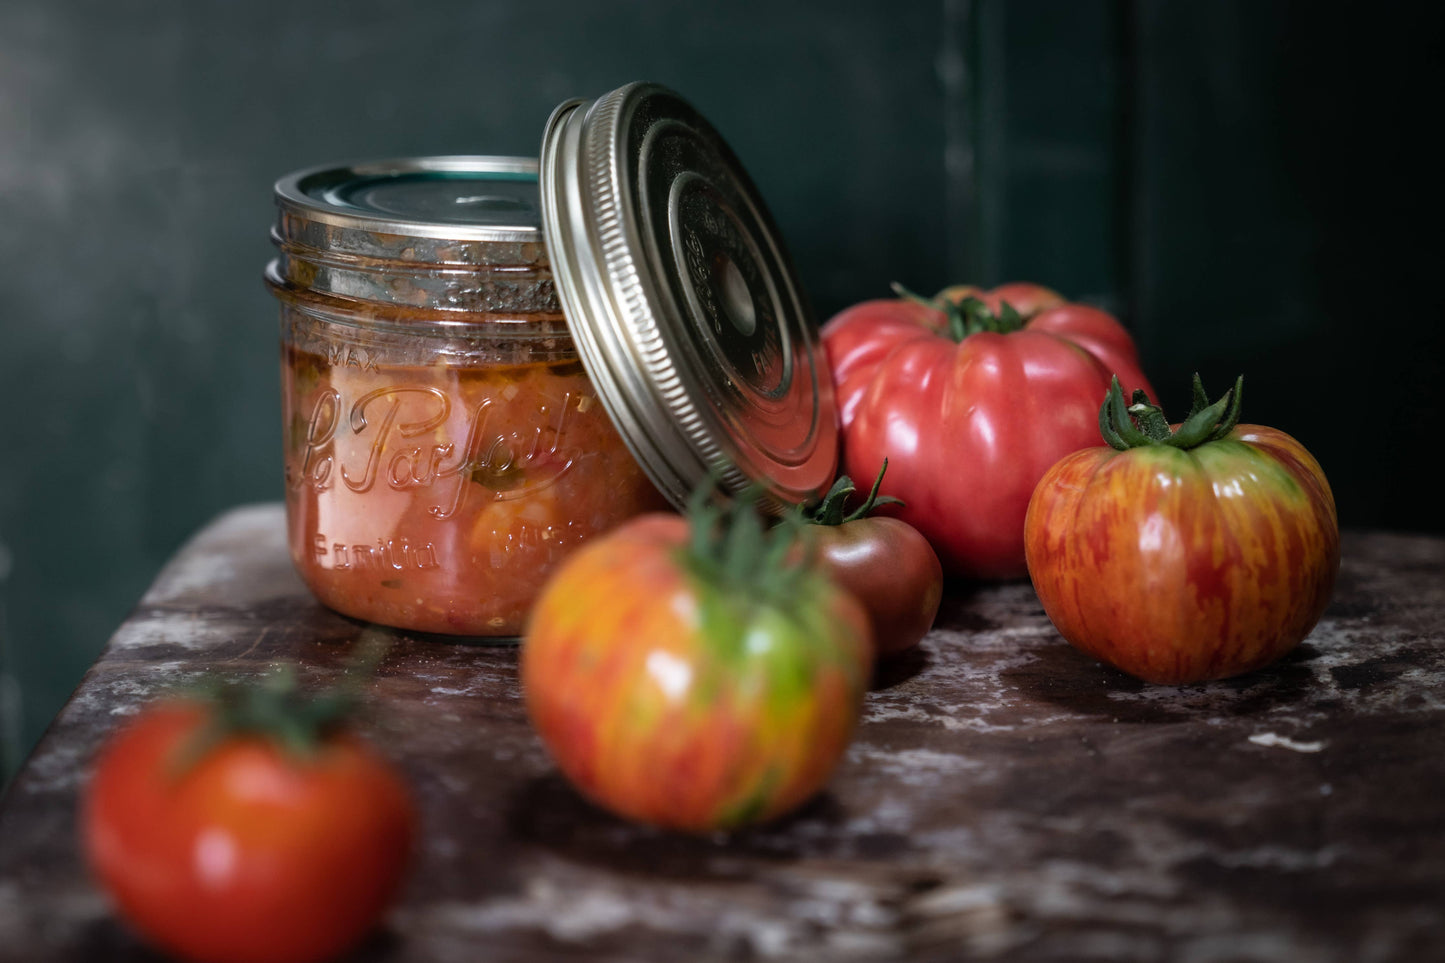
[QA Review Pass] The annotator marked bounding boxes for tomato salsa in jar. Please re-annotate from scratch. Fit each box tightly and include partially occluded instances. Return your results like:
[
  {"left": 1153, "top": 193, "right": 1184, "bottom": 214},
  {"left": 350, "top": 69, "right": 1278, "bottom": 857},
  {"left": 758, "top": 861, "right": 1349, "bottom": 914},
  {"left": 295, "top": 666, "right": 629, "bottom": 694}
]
[{"left": 267, "top": 157, "right": 667, "bottom": 637}]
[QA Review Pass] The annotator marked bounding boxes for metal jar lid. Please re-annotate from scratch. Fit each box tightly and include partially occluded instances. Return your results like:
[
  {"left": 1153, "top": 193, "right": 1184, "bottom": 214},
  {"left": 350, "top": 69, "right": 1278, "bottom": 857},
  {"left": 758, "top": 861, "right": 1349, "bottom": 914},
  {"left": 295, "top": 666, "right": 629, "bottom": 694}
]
[
  {"left": 539, "top": 82, "right": 838, "bottom": 511},
  {"left": 273, "top": 154, "right": 544, "bottom": 245}
]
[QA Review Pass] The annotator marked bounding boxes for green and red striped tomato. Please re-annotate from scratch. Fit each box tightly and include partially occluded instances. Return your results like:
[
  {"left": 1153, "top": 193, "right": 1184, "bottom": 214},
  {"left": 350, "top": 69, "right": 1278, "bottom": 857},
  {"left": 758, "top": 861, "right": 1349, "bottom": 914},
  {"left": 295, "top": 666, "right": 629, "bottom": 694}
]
[
  {"left": 521, "top": 513, "right": 873, "bottom": 833},
  {"left": 1024, "top": 377, "right": 1339, "bottom": 684}
]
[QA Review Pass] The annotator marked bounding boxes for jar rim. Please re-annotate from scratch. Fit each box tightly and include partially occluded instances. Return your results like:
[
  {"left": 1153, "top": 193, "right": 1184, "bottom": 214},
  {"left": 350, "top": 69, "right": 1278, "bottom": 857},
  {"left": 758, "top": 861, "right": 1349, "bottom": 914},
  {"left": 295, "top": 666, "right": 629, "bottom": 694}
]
[{"left": 265, "top": 261, "right": 566, "bottom": 332}]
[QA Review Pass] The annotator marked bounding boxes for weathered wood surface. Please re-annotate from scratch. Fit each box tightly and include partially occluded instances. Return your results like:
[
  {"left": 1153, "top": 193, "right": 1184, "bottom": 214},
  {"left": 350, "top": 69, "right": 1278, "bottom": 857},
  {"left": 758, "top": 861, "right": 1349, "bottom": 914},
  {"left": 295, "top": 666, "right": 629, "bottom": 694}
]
[{"left": 1, "top": 504, "right": 1442, "bottom": 962}]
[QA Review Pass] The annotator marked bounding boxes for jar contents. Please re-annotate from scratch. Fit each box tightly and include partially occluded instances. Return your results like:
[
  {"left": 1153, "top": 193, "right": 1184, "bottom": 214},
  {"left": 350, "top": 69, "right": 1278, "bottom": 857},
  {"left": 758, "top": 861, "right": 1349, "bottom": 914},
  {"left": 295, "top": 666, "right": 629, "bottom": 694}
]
[
  {"left": 267, "top": 156, "right": 676, "bottom": 637},
  {"left": 280, "top": 314, "right": 665, "bottom": 636}
]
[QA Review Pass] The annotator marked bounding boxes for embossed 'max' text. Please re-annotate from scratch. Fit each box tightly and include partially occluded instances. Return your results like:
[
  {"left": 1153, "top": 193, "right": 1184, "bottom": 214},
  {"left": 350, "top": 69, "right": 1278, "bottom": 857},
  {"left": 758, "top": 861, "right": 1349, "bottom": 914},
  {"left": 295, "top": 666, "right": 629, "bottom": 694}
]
[
  {"left": 290, "top": 384, "right": 579, "bottom": 518},
  {"left": 327, "top": 344, "right": 379, "bottom": 372}
]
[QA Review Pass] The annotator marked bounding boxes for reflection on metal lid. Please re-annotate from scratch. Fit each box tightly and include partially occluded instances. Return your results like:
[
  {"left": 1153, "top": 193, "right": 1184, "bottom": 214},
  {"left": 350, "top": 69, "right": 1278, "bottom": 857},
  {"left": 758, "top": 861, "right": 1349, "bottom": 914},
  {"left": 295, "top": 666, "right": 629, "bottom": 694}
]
[{"left": 538, "top": 82, "right": 838, "bottom": 511}]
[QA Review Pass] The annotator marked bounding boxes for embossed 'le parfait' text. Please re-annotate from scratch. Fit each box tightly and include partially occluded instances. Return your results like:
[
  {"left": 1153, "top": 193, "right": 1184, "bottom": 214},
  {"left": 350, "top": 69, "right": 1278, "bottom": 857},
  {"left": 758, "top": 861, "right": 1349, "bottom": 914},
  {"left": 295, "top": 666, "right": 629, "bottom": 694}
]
[{"left": 291, "top": 384, "right": 578, "bottom": 518}]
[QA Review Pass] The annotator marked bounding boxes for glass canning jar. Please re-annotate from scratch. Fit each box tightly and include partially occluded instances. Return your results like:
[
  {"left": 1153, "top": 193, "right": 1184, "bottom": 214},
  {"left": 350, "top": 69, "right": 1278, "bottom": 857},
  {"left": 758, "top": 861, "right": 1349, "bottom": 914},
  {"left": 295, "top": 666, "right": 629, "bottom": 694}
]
[{"left": 266, "top": 156, "right": 668, "bottom": 637}]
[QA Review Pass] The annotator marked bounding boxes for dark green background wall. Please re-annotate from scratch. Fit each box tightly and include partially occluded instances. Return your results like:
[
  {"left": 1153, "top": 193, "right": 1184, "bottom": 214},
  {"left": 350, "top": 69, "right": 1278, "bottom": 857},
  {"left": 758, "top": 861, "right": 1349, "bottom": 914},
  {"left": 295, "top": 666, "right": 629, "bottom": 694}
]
[{"left": 2, "top": 1, "right": 1440, "bottom": 780}]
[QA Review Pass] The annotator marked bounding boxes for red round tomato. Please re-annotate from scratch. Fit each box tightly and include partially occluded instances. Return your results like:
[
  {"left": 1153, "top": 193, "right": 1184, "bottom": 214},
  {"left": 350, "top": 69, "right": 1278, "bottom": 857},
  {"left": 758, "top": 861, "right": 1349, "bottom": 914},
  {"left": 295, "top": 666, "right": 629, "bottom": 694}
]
[
  {"left": 82, "top": 686, "right": 414, "bottom": 963},
  {"left": 822, "top": 283, "right": 1155, "bottom": 580},
  {"left": 802, "top": 462, "right": 943, "bottom": 657},
  {"left": 521, "top": 502, "right": 873, "bottom": 833},
  {"left": 1024, "top": 376, "right": 1339, "bottom": 684}
]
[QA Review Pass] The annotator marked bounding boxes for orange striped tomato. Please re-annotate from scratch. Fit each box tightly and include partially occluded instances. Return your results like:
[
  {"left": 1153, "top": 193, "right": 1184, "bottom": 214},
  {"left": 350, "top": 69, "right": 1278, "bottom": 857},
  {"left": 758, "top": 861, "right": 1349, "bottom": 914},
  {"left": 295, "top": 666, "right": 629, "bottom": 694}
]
[
  {"left": 1024, "top": 376, "right": 1338, "bottom": 684},
  {"left": 521, "top": 511, "right": 873, "bottom": 833}
]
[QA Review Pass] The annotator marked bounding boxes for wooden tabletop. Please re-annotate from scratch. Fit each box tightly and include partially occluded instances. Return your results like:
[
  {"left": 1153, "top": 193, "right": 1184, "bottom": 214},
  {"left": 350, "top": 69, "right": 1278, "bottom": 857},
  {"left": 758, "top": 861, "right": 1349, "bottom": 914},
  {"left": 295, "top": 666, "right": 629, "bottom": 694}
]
[{"left": 1, "top": 504, "right": 1442, "bottom": 963}]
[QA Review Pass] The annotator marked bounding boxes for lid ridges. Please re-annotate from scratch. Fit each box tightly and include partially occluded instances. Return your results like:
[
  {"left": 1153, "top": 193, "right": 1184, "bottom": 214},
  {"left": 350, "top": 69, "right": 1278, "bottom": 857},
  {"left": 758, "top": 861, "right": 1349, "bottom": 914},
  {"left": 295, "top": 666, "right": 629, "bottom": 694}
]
[
  {"left": 538, "top": 83, "right": 836, "bottom": 510},
  {"left": 586, "top": 87, "right": 727, "bottom": 485}
]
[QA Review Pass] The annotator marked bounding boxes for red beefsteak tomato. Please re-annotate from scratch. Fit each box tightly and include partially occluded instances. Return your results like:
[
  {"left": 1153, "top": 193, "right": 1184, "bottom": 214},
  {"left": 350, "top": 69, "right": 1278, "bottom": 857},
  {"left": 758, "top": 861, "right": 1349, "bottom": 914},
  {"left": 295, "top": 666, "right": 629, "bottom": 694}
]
[
  {"left": 1024, "top": 375, "right": 1339, "bottom": 684},
  {"left": 522, "top": 495, "right": 873, "bottom": 833},
  {"left": 822, "top": 283, "right": 1155, "bottom": 579},
  {"left": 82, "top": 674, "right": 414, "bottom": 963}
]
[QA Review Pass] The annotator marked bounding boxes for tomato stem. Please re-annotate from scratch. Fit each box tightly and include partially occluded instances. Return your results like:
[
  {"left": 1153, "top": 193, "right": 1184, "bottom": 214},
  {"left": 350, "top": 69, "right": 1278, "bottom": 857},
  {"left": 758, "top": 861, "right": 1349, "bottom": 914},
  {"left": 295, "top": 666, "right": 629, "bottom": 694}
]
[
  {"left": 890, "top": 282, "right": 1026, "bottom": 341},
  {"left": 1099, "top": 373, "right": 1245, "bottom": 451},
  {"left": 682, "top": 479, "right": 814, "bottom": 605},
  {"left": 801, "top": 459, "right": 904, "bottom": 527},
  {"left": 167, "top": 636, "right": 389, "bottom": 775}
]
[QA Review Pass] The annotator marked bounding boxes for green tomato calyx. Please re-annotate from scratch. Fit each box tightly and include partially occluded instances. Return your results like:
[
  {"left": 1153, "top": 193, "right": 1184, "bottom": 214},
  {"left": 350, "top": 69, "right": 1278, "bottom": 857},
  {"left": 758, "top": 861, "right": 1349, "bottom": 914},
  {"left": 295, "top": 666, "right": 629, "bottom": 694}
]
[
  {"left": 1099, "top": 373, "right": 1244, "bottom": 452},
  {"left": 801, "top": 459, "right": 904, "bottom": 527},
  {"left": 891, "top": 282, "right": 1026, "bottom": 341},
  {"left": 170, "top": 635, "right": 389, "bottom": 774},
  {"left": 683, "top": 481, "right": 814, "bottom": 605}
]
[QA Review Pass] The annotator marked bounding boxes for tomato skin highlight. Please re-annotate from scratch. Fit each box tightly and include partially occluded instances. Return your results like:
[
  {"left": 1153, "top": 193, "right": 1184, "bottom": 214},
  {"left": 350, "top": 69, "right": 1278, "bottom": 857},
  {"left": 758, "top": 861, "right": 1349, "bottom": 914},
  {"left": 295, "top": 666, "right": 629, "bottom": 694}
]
[
  {"left": 808, "top": 516, "right": 942, "bottom": 657},
  {"left": 82, "top": 702, "right": 414, "bottom": 963},
  {"left": 823, "top": 288, "right": 1154, "bottom": 579},
  {"left": 522, "top": 513, "right": 874, "bottom": 833},
  {"left": 1024, "top": 424, "right": 1339, "bottom": 684}
]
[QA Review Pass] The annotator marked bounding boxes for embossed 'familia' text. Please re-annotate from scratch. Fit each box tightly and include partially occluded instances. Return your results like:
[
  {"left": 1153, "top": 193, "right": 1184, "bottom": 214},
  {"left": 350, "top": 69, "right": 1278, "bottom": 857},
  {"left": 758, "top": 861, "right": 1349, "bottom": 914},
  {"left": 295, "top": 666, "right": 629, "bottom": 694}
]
[{"left": 313, "top": 533, "right": 439, "bottom": 571}]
